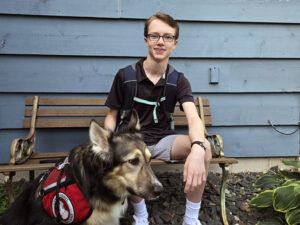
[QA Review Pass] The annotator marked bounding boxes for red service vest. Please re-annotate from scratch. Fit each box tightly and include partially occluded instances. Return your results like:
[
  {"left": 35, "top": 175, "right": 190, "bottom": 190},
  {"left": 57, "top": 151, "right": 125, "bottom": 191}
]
[{"left": 41, "top": 158, "right": 92, "bottom": 224}]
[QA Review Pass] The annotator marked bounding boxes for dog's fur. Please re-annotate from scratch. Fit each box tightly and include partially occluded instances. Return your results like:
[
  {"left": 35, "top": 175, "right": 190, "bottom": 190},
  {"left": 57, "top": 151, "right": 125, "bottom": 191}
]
[{"left": 1, "top": 111, "right": 163, "bottom": 225}]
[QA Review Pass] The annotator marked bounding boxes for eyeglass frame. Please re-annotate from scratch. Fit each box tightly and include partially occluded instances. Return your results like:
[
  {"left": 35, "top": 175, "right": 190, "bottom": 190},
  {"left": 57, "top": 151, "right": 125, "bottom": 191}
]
[{"left": 146, "top": 34, "right": 176, "bottom": 43}]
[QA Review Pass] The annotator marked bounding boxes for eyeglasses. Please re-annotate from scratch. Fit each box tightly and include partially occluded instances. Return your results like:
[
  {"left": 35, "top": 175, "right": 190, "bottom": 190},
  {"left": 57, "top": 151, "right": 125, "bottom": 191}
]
[{"left": 147, "top": 34, "right": 176, "bottom": 43}]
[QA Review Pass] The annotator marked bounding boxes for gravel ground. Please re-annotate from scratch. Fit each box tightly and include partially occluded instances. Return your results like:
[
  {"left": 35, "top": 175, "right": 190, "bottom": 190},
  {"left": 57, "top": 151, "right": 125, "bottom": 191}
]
[
  {"left": 2, "top": 172, "right": 282, "bottom": 225},
  {"left": 121, "top": 172, "right": 282, "bottom": 225}
]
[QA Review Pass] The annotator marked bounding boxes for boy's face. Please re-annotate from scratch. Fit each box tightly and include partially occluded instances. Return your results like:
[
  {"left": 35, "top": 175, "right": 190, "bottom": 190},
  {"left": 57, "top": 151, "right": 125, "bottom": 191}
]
[{"left": 144, "top": 19, "right": 178, "bottom": 63}]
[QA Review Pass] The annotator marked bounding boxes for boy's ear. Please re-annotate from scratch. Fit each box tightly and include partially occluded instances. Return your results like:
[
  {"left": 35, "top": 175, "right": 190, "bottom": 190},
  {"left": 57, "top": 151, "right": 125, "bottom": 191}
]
[
  {"left": 172, "top": 39, "right": 178, "bottom": 49},
  {"left": 127, "top": 109, "right": 141, "bottom": 131},
  {"left": 89, "top": 120, "right": 110, "bottom": 153}
]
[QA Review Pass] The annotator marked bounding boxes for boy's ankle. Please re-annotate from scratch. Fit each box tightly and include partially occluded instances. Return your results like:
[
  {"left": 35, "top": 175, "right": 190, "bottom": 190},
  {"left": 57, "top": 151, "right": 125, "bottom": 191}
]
[
  {"left": 132, "top": 215, "right": 149, "bottom": 225},
  {"left": 182, "top": 217, "right": 202, "bottom": 225}
]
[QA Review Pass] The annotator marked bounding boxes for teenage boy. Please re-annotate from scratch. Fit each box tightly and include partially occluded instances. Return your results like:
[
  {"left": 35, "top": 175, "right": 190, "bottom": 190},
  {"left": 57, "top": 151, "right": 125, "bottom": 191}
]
[{"left": 105, "top": 13, "right": 211, "bottom": 225}]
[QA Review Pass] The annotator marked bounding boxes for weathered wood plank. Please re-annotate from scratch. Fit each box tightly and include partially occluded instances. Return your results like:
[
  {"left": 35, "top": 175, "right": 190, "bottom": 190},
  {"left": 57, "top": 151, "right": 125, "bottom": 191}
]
[
  {"left": 1, "top": 56, "right": 300, "bottom": 93},
  {"left": 173, "top": 117, "right": 212, "bottom": 126},
  {"left": 208, "top": 126, "right": 300, "bottom": 157},
  {"left": 0, "top": 0, "right": 118, "bottom": 18},
  {"left": 173, "top": 108, "right": 211, "bottom": 117},
  {"left": 31, "top": 152, "right": 68, "bottom": 159},
  {"left": 25, "top": 108, "right": 109, "bottom": 117},
  {"left": 24, "top": 107, "right": 211, "bottom": 117},
  {"left": 30, "top": 153, "right": 238, "bottom": 164},
  {"left": 0, "top": 163, "right": 56, "bottom": 172},
  {"left": 1, "top": 16, "right": 300, "bottom": 58},
  {"left": 210, "top": 94, "right": 300, "bottom": 127},
  {"left": 23, "top": 118, "right": 104, "bottom": 128},
  {"left": 1, "top": 94, "right": 299, "bottom": 129},
  {"left": 22, "top": 116, "right": 213, "bottom": 128},
  {"left": 0, "top": 156, "right": 238, "bottom": 172},
  {"left": 1, "top": 0, "right": 300, "bottom": 23},
  {"left": 25, "top": 98, "right": 107, "bottom": 106},
  {"left": 121, "top": 0, "right": 300, "bottom": 23},
  {"left": 150, "top": 158, "right": 238, "bottom": 165},
  {"left": 25, "top": 97, "right": 208, "bottom": 106}
]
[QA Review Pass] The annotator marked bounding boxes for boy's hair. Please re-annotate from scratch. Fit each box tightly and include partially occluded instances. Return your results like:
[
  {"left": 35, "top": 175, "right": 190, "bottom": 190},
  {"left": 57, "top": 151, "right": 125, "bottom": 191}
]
[{"left": 144, "top": 13, "right": 179, "bottom": 40}]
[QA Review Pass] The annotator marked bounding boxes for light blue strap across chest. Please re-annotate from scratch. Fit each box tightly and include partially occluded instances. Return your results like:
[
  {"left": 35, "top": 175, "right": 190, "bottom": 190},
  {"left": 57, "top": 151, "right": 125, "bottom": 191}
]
[{"left": 133, "top": 96, "right": 166, "bottom": 123}]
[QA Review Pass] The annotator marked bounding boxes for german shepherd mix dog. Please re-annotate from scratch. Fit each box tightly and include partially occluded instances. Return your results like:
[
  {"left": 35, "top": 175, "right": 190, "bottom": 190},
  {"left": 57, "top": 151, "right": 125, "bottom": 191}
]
[{"left": 1, "top": 111, "right": 163, "bottom": 225}]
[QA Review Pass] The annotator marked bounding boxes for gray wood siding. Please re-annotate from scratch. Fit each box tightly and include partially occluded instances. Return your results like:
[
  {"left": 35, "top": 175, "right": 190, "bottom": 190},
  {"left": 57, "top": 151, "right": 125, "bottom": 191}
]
[{"left": 0, "top": 0, "right": 299, "bottom": 163}]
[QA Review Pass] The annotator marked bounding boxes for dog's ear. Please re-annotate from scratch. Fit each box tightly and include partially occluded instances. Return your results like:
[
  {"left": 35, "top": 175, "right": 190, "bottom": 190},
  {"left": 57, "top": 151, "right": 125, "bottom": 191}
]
[
  {"left": 89, "top": 120, "right": 110, "bottom": 153},
  {"left": 127, "top": 109, "right": 141, "bottom": 131}
]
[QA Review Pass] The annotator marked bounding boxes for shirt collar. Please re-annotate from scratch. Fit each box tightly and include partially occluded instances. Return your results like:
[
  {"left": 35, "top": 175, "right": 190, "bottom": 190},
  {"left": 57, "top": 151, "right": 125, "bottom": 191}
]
[{"left": 136, "top": 59, "right": 169, "bottom": 86}]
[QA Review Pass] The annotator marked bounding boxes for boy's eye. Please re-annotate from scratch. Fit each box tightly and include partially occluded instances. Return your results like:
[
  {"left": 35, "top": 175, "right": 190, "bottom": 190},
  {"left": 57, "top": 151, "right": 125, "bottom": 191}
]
[
  {"left": 149, "top": 34, "right": 159, "bottom": 39},
  {"left": 164, "top": 36, "right": 173, "bottom": 41},
  {"left": 128, "top": 158, "right": 139, "bottom": 166}
]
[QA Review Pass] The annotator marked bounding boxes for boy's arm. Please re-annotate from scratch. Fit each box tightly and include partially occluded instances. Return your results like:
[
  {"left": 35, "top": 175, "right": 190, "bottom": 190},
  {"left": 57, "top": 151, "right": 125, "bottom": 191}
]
[
  {"left": 182, "top": 101, "right": 205, "bottom": 143},
  {"left": 104, "top": 108, "right": 119, "bottom": 132},
  {"left": 181, "top": 101, "right": 206, "bottom": 193}
]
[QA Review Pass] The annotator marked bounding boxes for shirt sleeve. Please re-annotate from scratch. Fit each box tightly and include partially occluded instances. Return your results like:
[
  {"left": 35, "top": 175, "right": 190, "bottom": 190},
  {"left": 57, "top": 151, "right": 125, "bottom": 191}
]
[
  {"left": 105, "top": 69, "right": 124, "bottom": 110},
  {"left": 176, "top": 73, "right": 194, "bottom": 107}
]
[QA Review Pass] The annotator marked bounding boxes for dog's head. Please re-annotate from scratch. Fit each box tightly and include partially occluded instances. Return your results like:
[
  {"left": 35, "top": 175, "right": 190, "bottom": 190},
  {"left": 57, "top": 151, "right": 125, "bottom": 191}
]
[{"left": 89, "top": 110, "right": 163, "bottom": 200}]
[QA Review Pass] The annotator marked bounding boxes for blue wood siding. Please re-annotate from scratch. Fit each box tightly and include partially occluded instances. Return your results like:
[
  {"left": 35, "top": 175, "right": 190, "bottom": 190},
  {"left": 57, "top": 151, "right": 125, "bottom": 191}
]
[
  {"left": 1, "top": 0, "right": 300, "bottom": 23},
  {"left": 1, "top": 56, "right": 300, "bottom": 93},
  {"left": 0, "top": 0, "right": 299, "bottom": 162},
  {"left": 1, "top": 16, "right": 300, "bottom": 58}
]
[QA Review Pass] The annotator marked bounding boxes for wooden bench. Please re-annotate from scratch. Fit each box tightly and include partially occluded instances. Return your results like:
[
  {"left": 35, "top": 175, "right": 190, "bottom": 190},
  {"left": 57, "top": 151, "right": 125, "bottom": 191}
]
[{"left": 0, "top": 96, "right": 237, "bottom": 225}]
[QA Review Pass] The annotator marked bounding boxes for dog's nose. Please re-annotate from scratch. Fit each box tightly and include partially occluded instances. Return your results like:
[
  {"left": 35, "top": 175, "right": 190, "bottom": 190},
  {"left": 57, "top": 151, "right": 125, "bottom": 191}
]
[{"left": 153, "top": 183, "right": 164, "bottom": 195}]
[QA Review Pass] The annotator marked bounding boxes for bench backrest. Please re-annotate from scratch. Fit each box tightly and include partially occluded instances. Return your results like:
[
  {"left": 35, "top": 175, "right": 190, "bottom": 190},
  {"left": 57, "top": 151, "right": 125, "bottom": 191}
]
[{"left": 23, "top": 96, "right": 212, "bottom": 133}]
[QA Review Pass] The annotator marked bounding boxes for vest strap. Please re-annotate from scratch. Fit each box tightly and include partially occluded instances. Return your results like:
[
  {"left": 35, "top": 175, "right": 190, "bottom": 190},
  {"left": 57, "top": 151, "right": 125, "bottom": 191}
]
[
  {"left": 169, "top": 113, "right": 175, "bottom": 130},
  {"left": 133, "top": 97, "right": 166, "bottom": 124},
  {"left": 116, "top": 110, "right": 126, "bottom": 132},
  {"left": 119, "top": 63, "right": 179, "bottom": 131}
]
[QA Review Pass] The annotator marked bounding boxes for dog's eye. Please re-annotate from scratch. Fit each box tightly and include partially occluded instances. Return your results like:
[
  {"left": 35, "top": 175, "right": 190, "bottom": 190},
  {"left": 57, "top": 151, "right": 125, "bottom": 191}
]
[{"left": 128, "top": 158, "right": 139, "bottom": 166}]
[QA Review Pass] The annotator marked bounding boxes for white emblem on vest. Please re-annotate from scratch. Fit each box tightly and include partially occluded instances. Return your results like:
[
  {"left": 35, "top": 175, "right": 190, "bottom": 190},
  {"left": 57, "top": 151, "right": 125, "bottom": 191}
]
[{"left": 52, "top": 192, "right": 75, "bottom": 224}]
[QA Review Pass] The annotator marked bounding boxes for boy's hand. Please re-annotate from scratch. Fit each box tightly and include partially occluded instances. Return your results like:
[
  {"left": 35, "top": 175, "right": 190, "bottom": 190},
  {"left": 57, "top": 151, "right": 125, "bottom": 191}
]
[{"left": 183, "top": 145, "right": 206, "bottom": 193}]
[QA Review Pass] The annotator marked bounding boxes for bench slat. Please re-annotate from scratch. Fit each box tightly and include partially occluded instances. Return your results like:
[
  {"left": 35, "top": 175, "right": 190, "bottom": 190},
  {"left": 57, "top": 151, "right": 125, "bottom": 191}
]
[
  {"left": 0, "top": 163, "right": 56, "bottom": 172},
  {"left": 25, "top": 108, "right": 109, "bottom": 117},
  {"left": 25, "top": 98, "right": 210, "bottom": 107},
  {"left": 173, "top": 117, "right": 212, "bottom": 126},
  {"left": 23, "top": 118, "right": 105, "bottom": 128},
  {"left": 26, "top": 98, "right": 107, "bottom": 106},
  {"left": 31, "top": 152, "right": 69, "bottom": 159},
  {"left": 151, "top": 158, "right": 238, "bottom": 165},
  {"left": 30, "top": 153, "right": 238, "bottom": 164},
  {"left": 0, "top": 157, "right": 238, "bottom": 173},
  {"left": 24, "top": 108, "right": 211, "bottom": 117},
  {"left": 23, "top": 116, "right": 212, "bottom": 128},
  {"left": 30, "top": 153, "right": 238, "bottom": 165},
  {"left": 173, "top": 108, "right": 211, "bottom": 116}
]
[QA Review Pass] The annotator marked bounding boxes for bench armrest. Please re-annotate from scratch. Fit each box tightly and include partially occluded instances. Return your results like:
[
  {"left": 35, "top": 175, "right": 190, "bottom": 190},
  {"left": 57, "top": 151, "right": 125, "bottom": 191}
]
[
  {"left": 206, "top": 133, "right": 224, "bottom": 157},
  {"left": 10, "top": 132, "right": 36, "bottom": 165},
  {"left": 10, "top": 96, "right": 39, "bottom": 164}
]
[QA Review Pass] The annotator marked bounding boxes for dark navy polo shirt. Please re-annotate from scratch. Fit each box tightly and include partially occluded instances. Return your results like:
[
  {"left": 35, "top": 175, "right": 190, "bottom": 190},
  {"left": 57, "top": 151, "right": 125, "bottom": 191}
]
[{"left": 106, "top": 59, "right": 194, "bottom": 145}]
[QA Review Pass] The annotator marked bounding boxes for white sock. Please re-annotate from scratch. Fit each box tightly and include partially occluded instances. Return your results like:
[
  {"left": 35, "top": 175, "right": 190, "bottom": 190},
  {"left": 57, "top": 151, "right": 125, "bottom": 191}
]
[
  {"left": 184, "top": 199, "right": 201, "bottom": 224},
  {"left": 131, "top": 199, "right": 148, "bottom": 219}
]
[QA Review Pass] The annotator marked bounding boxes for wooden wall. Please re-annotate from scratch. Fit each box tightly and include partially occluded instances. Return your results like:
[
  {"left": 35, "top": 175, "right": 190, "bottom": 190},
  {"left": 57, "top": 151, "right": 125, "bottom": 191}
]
[{"left": 0, "top": 0, "right": 299, "bottom": 162}]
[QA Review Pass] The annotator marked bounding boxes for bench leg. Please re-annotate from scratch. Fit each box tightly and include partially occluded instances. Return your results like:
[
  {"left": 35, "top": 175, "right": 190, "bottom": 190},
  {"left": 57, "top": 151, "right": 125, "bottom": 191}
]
[
  {"left": 29, "top": 170, "right": 35, "bottom": 181},
  {"left": 220, "top": 164, "right": 229, "bottom": 225},
  {"left": 3, "top": 172, "right": 15, "bottom": 203}
]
